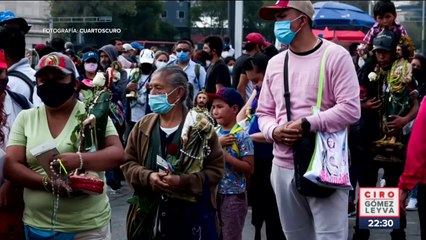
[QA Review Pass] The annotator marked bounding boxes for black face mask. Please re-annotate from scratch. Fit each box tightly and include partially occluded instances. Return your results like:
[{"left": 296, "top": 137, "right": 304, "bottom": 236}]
[
  {"left": 37, "top": 81, "right": 75, "bottom": 108},
  {"left": 141, "top": 64, "right": 153, "bottom": 75},
  {"left": 412, "top": 68, "right": 422, "bottom": 82},
  {"left": 200, "top": 50, "right": 213, "bottom": 61}
]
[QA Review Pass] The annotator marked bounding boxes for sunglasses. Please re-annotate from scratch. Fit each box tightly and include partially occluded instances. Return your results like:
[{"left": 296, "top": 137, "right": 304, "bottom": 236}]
[{"left": 176, "top": 48, "right": 190, "bottom": 53}]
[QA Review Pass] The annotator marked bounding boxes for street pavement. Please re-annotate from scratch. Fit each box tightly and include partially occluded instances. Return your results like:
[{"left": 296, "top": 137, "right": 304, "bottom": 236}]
[{"left": 109, "top": 182, "right": 421, "bottom": 240}]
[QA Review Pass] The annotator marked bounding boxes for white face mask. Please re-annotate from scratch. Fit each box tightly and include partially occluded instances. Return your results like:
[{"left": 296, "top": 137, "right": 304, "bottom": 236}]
[
  {"left": 228, "top": 66, "right": 233, "bottom": 74},
  {"left": 155, "top": 61, "right": 167, "bottom": 69},
  {"left": 84, "top": 63, "right": 98, "bottom": 73}
]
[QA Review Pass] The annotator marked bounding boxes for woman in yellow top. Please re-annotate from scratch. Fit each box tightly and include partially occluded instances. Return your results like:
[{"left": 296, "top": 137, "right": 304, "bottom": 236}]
[{"left": 4, "top": 52, "right": 124, "bottom": 239}]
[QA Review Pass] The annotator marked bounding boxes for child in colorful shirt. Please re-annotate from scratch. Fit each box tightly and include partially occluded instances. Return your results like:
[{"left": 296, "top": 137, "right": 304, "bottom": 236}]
[
  {"left": 209, "top": 87, "right": 254, "bottom": 240},
  {"left": 364, "top": 0, "right": 408, "bottom": 52}
]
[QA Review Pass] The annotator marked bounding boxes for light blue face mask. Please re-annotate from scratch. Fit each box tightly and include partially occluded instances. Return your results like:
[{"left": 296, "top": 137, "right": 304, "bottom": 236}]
[
  {"left": 177, "top": 51, "right": 190, "bottom": 62},
  {"left": 148, "top": 88, "right": 179, "bottom": 114},
  {"left": 274, "top": 16, "right": 303, "bottom": 46}
]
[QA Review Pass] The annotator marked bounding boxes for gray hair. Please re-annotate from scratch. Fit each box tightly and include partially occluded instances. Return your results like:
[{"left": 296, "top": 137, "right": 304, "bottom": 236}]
[{"left": 152, "top": 65, "right": 188, "bottom": 102}]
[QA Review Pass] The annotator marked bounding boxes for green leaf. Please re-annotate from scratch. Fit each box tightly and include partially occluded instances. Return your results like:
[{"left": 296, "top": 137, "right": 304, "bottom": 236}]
[{"left": 127, "top": 195, "right": 140, "bottom": 205}]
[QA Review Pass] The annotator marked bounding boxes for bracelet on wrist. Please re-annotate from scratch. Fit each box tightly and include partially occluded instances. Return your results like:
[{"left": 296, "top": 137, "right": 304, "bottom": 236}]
[
  {"left": 42, "top": 175, "right": 50, "bottom": 192},
  {"left": 76, "top": 152, "right": 84, "bottom": 170}
]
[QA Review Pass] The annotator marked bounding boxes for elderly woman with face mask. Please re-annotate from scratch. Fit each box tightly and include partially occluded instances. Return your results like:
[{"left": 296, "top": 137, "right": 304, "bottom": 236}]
[
  {"left": 4, "top": 52, "right": 124, "bottom": 239},
  {"left": 121, "top": 66, "right": 224, "bottom": 240}
]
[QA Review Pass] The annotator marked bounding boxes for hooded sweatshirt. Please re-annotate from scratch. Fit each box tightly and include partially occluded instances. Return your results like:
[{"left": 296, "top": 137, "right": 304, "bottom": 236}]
[
  {"left": 98, "top": 44, "right": 127, "bottom": 108},
  {"left": 99, "top": 44, "right": 118, "bottom": 64}
]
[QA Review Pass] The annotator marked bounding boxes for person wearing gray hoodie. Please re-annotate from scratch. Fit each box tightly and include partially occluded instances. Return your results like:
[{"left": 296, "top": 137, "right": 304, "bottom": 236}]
[
  {"left": 99, "top": 44, "right": 128, "bottom": 190},
  {"left": 99, "top": 44, "right": 127, "bottom": 121}
]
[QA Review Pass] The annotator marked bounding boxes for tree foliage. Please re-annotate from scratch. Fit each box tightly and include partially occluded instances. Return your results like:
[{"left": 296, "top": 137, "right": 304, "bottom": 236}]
[
  {"left": 190, "top": 1, "right": 228, "bottom": 36},
  {"left": 190, "top": 1, "right": 276, "bottom": 42},
  {"left": 49, "top": 0, "right": 177, "bottom": 47}
]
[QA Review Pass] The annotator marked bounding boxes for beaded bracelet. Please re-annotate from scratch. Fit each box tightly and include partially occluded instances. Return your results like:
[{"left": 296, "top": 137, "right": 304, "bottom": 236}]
[
  {"left": 76, "top": 152, "right": 84, "bottom": 170},
  {"left": 42, "top": 175, "right": 50, "bottom": 192}
]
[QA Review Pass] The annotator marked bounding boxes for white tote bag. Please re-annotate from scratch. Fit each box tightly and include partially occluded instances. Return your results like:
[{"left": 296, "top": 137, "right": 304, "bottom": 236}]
[
  {"left": 302, "top": 44, "right": 352, "bottom": 190},
  {"left": 303, "top": 107, "right": 351, "bottom": 190}
]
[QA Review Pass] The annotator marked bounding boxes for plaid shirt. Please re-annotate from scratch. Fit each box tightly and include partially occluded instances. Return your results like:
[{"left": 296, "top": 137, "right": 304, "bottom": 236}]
[{"left": 363, "top": 21, "right": 408, "bottom": 45}]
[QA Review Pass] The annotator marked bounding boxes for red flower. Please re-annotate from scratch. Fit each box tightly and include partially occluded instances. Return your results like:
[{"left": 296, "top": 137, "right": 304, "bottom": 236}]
[{"left": 167, "top": 143, "right": 178, "bottom": 156}]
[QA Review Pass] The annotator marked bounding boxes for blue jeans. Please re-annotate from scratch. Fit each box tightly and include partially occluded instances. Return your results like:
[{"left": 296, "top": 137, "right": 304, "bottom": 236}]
[
  {"left": 410, "top": 184, "right": 418, "bottom": 199},
  {"left": 24, "top": 226, "right": 75, "bottom": 240}
]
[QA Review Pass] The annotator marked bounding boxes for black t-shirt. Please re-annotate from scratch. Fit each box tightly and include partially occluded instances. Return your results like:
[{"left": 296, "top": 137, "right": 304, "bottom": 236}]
[
  {"left": 232, "top": 54, "right": 250, "bottom": 89},
  {"left": 205, "top": 59, "right": 231, "bottom": 94}
]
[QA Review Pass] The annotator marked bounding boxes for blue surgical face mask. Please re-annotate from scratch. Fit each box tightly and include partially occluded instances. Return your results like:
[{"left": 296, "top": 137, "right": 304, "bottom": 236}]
[
  {"left": 274, "top": 16, "right": 303, "bottom": 46},
  {"left": 176, "top": 51, "right": 190, "bottom": 62},
  {"left": 148, "top": 88, "right": 179, "bottom": 114}
]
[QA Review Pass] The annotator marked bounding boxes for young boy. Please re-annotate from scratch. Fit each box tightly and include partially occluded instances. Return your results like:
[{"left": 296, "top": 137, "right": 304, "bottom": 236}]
[
  {"left": 364, "top": 0, "right": 408, "bottom": 52},
  {"left": 209, "top": 87, "right": 254, "bottom": 240}
]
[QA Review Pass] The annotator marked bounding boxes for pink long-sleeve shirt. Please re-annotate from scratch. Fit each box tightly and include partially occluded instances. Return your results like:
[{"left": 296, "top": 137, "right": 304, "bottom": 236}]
[
  {"left": 399, "top": 96, "right": 426, "bottom": 190},
  {"left": 257, "top": 40, "right": 361, "bottom": 169}
]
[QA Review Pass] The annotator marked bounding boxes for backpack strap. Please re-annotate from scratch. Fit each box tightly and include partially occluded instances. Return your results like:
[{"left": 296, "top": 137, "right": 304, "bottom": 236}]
[
  {"left": 7, "top": 70, "right": 35, "bottom": 103},
  {"left": 194, "top": 63, "right": 201, "bottom": 87},
  {"left": 6, "top": 89, "right": 31, "bottom": 110}
]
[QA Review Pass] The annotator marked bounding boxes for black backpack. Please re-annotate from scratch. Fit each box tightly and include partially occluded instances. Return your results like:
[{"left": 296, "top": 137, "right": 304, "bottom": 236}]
[
  {"left": 7, "top": 70, "right": 35, "bottom": 103},
  {"left": 6, "top": 89, "right": 31, "bottom": 110}
]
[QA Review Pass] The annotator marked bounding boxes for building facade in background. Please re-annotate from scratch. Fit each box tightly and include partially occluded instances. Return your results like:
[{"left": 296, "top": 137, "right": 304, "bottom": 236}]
[
  {"left": 162, "top": 0, "right": 190, "bottom": 40},
  {"left": 0, "top": 1, "right": 50, "bottom": 48}
]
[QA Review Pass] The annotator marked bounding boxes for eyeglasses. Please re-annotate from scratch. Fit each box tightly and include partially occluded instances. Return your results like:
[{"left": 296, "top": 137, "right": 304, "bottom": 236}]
[{"left": 176, "top": 49, "right": 190, "bottom": 53}]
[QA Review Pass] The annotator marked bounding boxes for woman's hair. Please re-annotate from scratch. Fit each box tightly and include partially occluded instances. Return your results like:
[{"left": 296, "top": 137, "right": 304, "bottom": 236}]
[
  {"left": 224, "top": 56, "right": 235, "bottom": 65},
  {"left": 0, "top": 96, "right": 7, "bottom": 146},
  {"left": 153, "top": 66, "right": 188, "bottom": 102},
  {"left": 413, "top": 54, "right": 426, "bottom": 70},
  {"left": 155, "top": 51, "right": 169, "bottom": 62},
  {"left": 243, "top": 53, "right": 270, "bottom": 74}
]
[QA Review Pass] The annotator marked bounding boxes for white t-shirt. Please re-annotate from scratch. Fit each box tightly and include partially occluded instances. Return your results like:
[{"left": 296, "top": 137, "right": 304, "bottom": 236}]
[{"left": 130, "top": 74, "right": 150, "bottom": 122}]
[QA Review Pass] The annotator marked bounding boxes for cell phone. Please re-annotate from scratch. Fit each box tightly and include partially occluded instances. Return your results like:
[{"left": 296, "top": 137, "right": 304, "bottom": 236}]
[{"left": 30, "top": 140, "right": 60, "bottom": 176}]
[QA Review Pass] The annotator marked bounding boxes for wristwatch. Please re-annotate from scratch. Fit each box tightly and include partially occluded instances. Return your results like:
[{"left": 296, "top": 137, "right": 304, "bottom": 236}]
[{"left": 301, "top": 117, "right": 311, "bottom": 135}]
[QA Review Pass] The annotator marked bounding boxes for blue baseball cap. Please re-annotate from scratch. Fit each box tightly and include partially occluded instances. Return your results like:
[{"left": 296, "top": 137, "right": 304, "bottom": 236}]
[
  {"left": 0, "top": 11, "right": 31, "bottom": 34},
  {"left": 130, "top": 41, "right": 143, "bottom": 50},
  {"left": 82, "top": 51, "right": 99, "bottom": 62},
  {"left": 208, "top": 87, "right": 244, "bottom": 110}
]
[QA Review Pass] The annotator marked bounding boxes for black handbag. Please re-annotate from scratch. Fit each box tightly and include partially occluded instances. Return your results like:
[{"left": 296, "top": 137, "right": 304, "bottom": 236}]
[{"left": 283, "top": 53, "right": 335, "bottom": 198}]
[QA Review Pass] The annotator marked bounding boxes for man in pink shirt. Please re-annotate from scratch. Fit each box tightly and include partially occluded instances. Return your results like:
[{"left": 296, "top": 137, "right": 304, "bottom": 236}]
[{"left": 256, "top": 1, "right": 360, "bottom": 239}]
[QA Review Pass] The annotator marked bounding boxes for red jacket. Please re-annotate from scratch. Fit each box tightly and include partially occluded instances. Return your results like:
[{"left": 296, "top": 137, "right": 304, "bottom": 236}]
[{"left": 399, "top": 96, "right": 426, "bottom": 190}]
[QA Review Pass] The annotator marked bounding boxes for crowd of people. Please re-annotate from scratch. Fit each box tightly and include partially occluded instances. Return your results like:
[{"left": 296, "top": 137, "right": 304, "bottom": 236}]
[{"left": 0, "top": 0, "right": 425, "bottom": 239}]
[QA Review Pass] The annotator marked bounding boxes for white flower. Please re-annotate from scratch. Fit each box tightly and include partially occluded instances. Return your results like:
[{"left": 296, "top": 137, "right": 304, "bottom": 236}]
[
  {"left": 92, "top": 72, "right": 106, "bottom": 87},
  {"left": 368, "top": 72, "right": 377, "bottom": 82}
]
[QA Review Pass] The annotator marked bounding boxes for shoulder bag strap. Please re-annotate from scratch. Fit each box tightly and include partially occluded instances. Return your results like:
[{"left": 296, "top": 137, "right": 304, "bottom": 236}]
[
  {"left": 316, "top": 45, "right": 333, "bottom": 109},
  {"left": 283, "top": 52, "right": 291, "bottom": 122}
]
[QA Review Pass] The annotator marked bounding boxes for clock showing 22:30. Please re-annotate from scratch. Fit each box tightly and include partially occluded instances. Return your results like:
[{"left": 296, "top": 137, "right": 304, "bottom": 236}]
[{"left": 363, "top": 218, "right": 400, "bottom": 229}]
